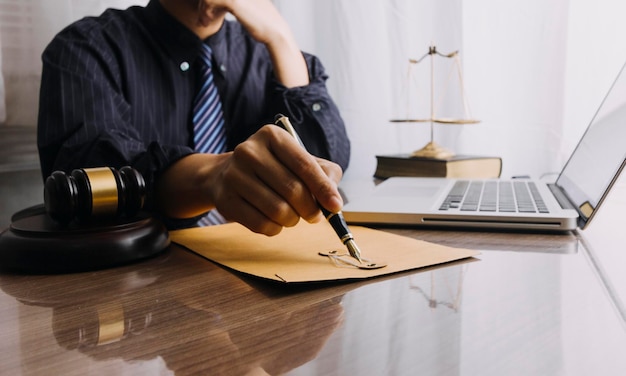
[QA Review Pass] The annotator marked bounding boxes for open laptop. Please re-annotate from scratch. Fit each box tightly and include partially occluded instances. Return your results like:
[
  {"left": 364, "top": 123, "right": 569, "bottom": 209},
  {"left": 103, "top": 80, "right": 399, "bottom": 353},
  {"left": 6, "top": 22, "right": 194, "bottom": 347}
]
[{"left": 343, "top": 60, "right": 626, "bottom": 232}]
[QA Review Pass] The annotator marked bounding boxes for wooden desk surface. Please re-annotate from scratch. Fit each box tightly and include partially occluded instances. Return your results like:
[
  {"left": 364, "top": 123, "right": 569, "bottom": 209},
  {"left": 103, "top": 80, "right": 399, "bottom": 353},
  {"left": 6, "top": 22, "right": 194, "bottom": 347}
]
[{"left": 1, "top": 180, "right": 626, "bottom": 375}]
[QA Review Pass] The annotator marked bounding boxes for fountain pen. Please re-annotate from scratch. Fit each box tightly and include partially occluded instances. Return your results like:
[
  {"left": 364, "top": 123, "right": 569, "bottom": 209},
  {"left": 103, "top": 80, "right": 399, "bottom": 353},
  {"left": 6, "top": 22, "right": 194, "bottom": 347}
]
[{"left": 274, "top": 113, "right": 363, "bottom": 263}]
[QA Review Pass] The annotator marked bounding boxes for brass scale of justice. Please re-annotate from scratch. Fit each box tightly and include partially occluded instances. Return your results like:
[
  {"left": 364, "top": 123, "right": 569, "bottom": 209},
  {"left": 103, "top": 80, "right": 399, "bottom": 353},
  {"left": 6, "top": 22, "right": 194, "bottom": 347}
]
[{"left": 391, "top": 44, "right": 480, "bottom": 159}]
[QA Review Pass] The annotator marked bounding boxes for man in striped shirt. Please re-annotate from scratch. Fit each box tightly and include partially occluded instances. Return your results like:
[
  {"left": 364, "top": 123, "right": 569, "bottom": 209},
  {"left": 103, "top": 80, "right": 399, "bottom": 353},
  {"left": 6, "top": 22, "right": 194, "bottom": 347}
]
[{"left": 38, "top": 0, "right": 350, "bottom": 233}]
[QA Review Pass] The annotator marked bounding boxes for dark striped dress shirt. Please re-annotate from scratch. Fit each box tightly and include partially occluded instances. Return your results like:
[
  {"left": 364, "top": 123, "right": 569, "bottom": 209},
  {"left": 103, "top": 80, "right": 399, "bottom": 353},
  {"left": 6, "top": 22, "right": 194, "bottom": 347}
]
[{"left": 37, "top": 0, "right": 350, "bottom": 226}]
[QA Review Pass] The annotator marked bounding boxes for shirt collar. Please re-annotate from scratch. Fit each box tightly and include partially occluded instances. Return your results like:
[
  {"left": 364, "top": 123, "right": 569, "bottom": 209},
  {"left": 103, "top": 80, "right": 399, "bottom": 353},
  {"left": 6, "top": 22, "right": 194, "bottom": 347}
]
[
  {"left": 205, "top": 20, "right": 230, "bottom": 76},
  {"left": 142, "top": 1, "right": 233, "bottom": 76},
  {"left": 143, "top": 0, "right": 204, "bottom": 71}
]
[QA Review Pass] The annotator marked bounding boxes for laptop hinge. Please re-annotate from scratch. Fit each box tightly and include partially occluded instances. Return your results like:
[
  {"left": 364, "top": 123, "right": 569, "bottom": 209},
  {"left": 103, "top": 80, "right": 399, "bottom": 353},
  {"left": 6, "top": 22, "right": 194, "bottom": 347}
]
[{"left": 548, "top": 183, "right": 575, "bottom": 210}]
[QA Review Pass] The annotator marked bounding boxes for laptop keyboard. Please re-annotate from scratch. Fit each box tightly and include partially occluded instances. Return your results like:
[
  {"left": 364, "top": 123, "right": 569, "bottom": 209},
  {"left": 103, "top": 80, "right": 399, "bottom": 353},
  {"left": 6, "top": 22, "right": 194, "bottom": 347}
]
[{"left": 438, "top": 180, "right": 550, "bottom": 213}]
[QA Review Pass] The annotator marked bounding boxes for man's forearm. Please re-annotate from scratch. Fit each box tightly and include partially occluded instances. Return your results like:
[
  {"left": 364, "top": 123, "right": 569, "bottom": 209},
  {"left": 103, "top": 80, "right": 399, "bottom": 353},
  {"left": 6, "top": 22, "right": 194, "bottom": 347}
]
[
  {"left": 266, "top": 33, "right": 309, "bottom": 88},
  {"left": 154, "top": 153, "right": 228, "bottom": 219}
]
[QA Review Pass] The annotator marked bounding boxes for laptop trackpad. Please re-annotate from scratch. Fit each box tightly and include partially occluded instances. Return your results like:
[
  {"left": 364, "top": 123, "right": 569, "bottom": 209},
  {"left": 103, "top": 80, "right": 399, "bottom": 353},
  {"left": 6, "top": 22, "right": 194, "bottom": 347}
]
[{"left": 372, "top": 178, "right": 448, "bottom": 208}]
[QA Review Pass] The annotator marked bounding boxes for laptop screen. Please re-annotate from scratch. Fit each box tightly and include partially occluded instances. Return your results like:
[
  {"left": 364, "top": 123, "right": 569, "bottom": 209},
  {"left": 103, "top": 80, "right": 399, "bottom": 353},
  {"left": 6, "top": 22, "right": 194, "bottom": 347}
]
[{"left": 556, "top": 61, "right": 626, "bottom": 228}]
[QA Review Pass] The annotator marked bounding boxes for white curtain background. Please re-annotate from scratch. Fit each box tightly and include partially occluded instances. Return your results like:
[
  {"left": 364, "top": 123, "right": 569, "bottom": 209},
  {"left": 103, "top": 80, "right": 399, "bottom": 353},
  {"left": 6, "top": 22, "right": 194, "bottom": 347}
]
[
  {"left": 276, "top": 0, "right": 466, "bottom": 180},
  {"left": 0, "top": 0, "right": 625, "bottom": 180},
  {"left": 0, "top": 0, "right": 148, "bottom": 127},
  {"left": 276, "top": 0, "right": 626, "bottom": 180}
]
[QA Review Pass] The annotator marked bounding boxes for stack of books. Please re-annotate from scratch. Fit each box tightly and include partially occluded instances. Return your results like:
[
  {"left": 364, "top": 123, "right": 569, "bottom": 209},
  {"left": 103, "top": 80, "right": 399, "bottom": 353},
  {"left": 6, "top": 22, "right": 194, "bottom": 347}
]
[{"left": 374, "top": 154, "right": 502, "bottom": 179}]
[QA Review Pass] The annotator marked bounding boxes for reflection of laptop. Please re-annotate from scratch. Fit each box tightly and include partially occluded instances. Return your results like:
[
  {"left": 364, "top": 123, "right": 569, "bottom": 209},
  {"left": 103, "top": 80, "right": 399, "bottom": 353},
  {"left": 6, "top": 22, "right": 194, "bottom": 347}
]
[{"left": 343, "top": 60, "right": 626, "bottom": 232}]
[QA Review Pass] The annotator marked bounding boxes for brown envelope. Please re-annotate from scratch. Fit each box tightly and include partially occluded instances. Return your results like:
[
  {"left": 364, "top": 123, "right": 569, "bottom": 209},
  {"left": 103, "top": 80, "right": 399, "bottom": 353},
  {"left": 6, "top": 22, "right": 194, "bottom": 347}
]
[{"left": 169, "top": 221, "right": 480, "bottom": 283}]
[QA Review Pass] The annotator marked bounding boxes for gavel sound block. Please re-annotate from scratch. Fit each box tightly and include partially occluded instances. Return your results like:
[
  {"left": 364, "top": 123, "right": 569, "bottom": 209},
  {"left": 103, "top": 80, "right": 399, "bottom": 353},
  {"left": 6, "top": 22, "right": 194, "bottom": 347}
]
[{"left": 0, "top": 167, "right": 170, "bottom": 273}]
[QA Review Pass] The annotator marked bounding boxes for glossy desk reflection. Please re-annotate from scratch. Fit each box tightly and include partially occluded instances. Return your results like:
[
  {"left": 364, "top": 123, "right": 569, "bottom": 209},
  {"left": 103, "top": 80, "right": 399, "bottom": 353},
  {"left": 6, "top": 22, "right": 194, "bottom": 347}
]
[
  {"left": 0, "top": 249, "right": 348, "bottom": 375},
  {"left": 2, "top": 193, "right": 626, "bottom": 374}
]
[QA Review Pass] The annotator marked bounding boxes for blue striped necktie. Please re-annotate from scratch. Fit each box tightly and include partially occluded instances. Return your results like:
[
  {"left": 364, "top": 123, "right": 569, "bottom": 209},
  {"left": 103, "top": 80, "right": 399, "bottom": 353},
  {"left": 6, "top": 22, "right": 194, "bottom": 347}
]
[
  {"left": 193, "top": 44, "right": 227, "bottom": 154},
  {"left": 194, "top": 44, "right": 227, "bottom": 226}
]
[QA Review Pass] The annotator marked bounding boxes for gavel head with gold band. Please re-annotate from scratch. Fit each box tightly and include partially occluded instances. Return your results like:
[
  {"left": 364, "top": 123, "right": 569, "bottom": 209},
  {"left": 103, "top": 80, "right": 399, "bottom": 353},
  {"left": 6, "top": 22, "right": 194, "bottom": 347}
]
[{"left": 44, "top": 166, "right": 146, "bottom": 225}]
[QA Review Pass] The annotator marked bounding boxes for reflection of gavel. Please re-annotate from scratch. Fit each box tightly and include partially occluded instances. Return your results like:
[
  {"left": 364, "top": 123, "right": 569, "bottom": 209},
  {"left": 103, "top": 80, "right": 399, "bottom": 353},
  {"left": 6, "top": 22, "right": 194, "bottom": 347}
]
[
  {"left": 50, "top": 293, "right": 344, "bottom": 375},
  {"left": 0, "top": 247, "right": 346, "bottom": 374},
  {"left": 44, "top": 166, "right": 146, "bottom": 224},
  {"left": 52, "top": 299, "right": 156, "bottom": 349}
]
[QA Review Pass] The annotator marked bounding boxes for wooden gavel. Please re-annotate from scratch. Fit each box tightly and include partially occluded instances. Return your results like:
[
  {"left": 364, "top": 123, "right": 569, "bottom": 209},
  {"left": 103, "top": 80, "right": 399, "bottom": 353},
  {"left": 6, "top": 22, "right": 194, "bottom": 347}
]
[{"left": 44, "top": 166, "right": 146, "bottom": 224}]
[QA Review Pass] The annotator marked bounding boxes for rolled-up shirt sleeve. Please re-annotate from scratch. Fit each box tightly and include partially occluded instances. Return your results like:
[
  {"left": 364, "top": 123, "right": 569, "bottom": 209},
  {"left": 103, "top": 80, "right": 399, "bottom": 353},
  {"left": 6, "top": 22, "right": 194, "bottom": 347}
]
[{"left": 271, "top": 53, "right": 350, "bottom": 171}]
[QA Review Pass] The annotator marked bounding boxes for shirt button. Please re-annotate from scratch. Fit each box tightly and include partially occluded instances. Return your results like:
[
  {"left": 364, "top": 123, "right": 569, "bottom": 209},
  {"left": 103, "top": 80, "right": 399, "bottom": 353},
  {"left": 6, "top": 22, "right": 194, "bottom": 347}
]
[
  {"left": 312, "top": 102, "right": 322, "bottom": 111},
  {"left": 219, "top": 64, "right": 226, "bottom": 72},
  {"left": 180, "top": 62, "right": 190, "bottom": 71}
]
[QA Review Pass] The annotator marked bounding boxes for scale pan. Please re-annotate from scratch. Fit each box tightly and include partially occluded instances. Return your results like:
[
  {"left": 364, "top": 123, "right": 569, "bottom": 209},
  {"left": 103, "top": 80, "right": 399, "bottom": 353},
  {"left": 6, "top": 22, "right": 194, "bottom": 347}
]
[{"left": 433, "top": 118, "right": 481, "bottom": 124}]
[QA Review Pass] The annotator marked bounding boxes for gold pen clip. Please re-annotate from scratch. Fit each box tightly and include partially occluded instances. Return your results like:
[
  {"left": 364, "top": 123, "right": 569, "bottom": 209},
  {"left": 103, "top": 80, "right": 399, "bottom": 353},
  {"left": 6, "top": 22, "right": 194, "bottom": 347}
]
[{"left": 319, "top": 250, "right": 387, "bottom": 270}]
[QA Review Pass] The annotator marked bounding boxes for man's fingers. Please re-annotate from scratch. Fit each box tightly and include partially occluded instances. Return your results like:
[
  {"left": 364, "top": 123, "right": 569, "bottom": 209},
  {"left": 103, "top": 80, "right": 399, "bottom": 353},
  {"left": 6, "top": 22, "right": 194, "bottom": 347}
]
[
  {"left": 229, "top": 130, "right": 321, "bottom": 222},
  {"left": 313, "top": 157, "right": 344, "bottom": 212},
  {"left": 214, "top": 125, "right": 344, "bottom": 235},
  {"left": 218, "top": 197, "right": 284, "bottom": 236},
  {"left": 214, "top": 148, "right": 301, "bottom": 228},
  {"left": 264, "top": 126, "right": 344, "bottom": 213}
]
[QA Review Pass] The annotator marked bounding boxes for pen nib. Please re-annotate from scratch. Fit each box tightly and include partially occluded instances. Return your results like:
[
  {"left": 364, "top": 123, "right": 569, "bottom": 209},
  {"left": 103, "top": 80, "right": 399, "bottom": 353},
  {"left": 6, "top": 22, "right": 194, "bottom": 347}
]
[{"left": 345, "top": 239, "right": 363, "bottom": 264}]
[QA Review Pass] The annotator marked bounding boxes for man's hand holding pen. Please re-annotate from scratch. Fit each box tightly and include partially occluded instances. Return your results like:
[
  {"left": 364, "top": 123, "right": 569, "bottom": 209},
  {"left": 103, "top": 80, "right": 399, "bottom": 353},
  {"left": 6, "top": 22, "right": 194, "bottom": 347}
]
[
  {"left": 155, "top": 123, "right": 342, "bottom": 236},
  {"left": 208, "top": 124, "right": 344, "bottom": 236},
  {"left": 274, "top": 114, "right": 363, "bottom": 263}
]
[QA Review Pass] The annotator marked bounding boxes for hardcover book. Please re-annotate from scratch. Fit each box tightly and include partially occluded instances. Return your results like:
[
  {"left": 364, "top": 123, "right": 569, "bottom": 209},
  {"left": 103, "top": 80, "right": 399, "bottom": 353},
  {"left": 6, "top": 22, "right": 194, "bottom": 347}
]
[{"left": 374, "top": 154, "right": 502, "bottom": 179}]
